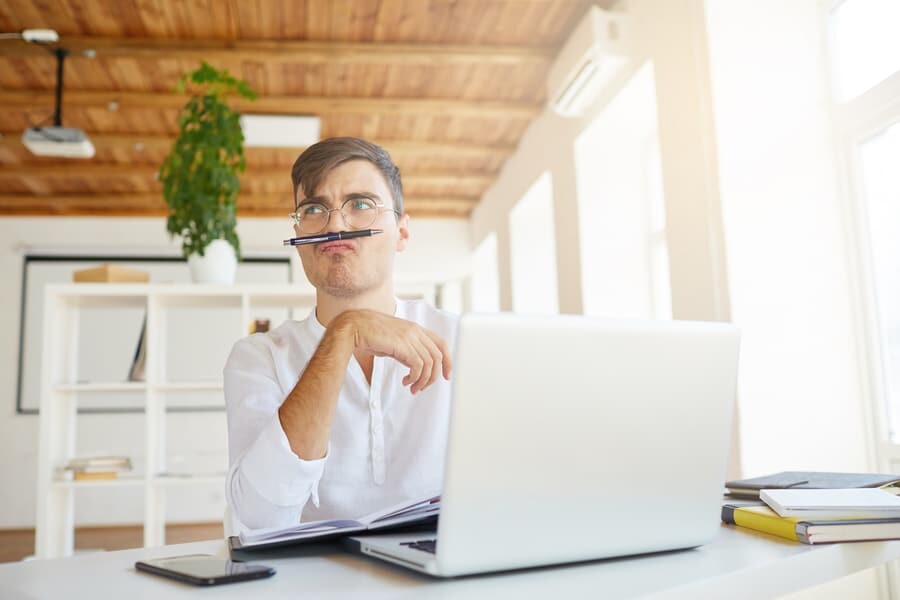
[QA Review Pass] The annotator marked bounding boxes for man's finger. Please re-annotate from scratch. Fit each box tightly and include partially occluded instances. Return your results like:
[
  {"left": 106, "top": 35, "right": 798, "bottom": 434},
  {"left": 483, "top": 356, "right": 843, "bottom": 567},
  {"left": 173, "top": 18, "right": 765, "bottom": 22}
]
[
  {"left": 420, "top": 335, "right": 442, "bottom": 390},
  {"left": 424, "top": 329, "right": 452, "bottom": 380},
  {"left": 409, "top": 337, "right": 434, "bottom": 394},
  {"left": 404, "top": 341, "right": 426, "bottom": 392}
]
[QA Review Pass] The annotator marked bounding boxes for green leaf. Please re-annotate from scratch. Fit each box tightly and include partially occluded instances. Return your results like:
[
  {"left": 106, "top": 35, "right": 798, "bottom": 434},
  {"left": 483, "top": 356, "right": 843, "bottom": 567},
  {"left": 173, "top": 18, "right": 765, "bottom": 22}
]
[{"left": 162, "top": 62, "right": 256, "bottom": 261}]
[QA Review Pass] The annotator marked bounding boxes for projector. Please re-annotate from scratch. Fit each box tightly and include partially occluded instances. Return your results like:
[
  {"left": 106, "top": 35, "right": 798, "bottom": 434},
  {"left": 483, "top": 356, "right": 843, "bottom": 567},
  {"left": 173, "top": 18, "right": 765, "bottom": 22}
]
[{"left": 22, "top": 126, "right": 95, "bottom": 158}]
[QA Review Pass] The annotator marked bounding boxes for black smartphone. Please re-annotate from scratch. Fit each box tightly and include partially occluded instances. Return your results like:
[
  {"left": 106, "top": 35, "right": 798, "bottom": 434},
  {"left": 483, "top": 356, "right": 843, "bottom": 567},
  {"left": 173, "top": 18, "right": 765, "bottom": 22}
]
[{"left": 135, "top": 554, "right": 275, "bottom": 586}]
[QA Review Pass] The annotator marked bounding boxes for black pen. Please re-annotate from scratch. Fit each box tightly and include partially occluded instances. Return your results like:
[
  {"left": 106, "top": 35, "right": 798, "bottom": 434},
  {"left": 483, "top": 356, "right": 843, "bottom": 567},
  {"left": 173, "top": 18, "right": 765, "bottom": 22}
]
[{"left": 283, "top": 229, "right": 383, "bottom": 247}]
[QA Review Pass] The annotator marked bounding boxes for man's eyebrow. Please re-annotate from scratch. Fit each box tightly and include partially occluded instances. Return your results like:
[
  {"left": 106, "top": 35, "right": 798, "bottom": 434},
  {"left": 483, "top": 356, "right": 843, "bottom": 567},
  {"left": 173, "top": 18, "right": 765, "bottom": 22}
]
[
  {"left": 298, "top": 192, "right": 382, "bottom": 206},
  {"left": 298, "top": 196, "right": 327, "bottom": 206},
  {"left": 345, "top": 192, "right": 382, "bottom": 202}
]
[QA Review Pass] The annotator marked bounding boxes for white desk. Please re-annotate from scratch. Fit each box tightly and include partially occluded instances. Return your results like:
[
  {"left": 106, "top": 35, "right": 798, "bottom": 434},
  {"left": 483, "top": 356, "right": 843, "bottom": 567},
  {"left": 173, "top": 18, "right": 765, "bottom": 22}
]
[{"left": 2, "top": 525, "right": 899, "bottom": 599}]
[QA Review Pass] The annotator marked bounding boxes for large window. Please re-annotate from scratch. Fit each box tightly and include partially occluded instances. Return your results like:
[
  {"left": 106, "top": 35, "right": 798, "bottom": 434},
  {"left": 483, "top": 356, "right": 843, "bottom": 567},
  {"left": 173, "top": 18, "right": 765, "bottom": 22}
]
[
  {"left": 508, "top": 172, "right": 558, "bottom": 314},
  {"left": 574, "top": 63, "right": 671, "bottom": 320},
  {"left": 857, "top": 120, "right": 900, "bottom": 442},
  {"left": 828, "top": 0, "right": 900, "bottom": 451},
  {"left": 830, "top": 0, "right": 900, "bottom": 102}
]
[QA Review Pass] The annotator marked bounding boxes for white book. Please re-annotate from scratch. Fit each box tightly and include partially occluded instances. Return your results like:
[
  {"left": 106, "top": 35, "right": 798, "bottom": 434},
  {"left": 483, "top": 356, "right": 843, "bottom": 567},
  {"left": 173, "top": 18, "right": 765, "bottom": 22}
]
[{"left": 761, "top": 488, "right": 900, "bottom": 520}]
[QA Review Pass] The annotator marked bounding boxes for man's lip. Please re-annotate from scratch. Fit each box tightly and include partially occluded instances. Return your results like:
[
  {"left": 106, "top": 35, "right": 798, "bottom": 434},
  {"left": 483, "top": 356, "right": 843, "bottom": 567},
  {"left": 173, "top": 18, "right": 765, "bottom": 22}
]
[{"left": 317, "top": 240, "right": 357, "bottom": 253}]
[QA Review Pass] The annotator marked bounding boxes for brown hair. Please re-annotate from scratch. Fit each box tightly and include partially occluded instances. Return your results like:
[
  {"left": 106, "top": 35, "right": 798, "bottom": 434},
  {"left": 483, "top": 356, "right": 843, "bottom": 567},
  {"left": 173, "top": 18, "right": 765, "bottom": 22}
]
[{"left": 290, "top": 137, "right": 404, "bottom": 215}]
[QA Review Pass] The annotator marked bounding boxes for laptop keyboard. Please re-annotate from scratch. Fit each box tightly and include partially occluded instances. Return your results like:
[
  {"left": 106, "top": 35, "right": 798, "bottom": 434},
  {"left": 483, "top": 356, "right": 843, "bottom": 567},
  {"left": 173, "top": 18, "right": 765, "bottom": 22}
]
[{"left": 400, "top": 539, "right": 437, "bottom": 554}]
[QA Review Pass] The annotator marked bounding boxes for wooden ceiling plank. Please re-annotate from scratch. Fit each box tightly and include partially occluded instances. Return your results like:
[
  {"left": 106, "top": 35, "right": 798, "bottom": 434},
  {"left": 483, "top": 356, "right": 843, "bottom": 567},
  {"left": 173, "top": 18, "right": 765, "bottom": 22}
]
[
  {"left": 0, "top": 164, "right": 495, "bottom": 184},
  {"left": 1, "top": 36, "right": 552, "bottom": 67},
  {"left": 0, "top": 89, "right": 540, "bottom": 119},
  {"left": 0, "top": 134, "right": 515, "bottom": 168}
]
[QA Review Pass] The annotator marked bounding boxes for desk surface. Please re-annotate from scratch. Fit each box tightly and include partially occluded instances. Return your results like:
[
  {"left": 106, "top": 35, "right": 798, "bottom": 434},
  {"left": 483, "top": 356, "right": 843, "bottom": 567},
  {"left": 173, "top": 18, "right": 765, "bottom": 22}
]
[{"left": 2, "top": 525, "right": 899, "bottom": 600}]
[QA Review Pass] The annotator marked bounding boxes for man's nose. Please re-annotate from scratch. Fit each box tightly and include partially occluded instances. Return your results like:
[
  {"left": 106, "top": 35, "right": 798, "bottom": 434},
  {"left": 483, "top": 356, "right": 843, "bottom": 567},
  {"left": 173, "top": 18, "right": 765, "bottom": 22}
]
[{"left": 322, "top": 207, "right": 350, "bottom": 233}]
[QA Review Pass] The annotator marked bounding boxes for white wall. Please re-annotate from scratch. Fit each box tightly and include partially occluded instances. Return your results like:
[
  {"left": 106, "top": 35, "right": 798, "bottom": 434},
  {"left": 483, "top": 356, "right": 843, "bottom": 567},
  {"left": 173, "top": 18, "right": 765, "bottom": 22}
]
[
  {"left": 704, "top": 0, "right": 870, "bottom": 477},
  {"left": 0, "top": 216, "right": 469, "bottom": 528}
]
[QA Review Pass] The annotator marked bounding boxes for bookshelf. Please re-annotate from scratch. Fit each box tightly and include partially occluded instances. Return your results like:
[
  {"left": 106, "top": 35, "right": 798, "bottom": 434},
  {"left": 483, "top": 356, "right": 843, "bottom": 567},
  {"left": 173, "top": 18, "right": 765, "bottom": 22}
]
[{"left": 34, "top": 282, "right": 436, "bottom": 558}]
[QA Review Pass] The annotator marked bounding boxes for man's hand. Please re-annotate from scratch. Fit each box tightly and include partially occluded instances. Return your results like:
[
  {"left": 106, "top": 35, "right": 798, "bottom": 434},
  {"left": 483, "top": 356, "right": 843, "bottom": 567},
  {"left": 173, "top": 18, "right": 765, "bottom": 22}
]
[{"left": 333, "top": 309, "right": 452, "bottom": 394}]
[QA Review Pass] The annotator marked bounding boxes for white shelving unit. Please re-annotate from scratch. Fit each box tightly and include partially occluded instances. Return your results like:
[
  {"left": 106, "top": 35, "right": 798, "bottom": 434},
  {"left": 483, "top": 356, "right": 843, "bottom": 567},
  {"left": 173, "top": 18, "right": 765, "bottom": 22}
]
[
  {"left": 34, "top": 281, "right": 436, "bottom": 558},
  {"left": 33, "top": 283, "right": 326, "bottom": 558}
]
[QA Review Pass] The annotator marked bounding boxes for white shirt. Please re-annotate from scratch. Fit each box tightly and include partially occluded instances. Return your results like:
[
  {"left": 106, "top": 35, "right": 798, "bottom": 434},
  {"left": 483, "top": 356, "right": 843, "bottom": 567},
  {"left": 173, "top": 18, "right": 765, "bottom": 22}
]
[{"left": 224, "top": 299, "right": 458, "bottom": 532}]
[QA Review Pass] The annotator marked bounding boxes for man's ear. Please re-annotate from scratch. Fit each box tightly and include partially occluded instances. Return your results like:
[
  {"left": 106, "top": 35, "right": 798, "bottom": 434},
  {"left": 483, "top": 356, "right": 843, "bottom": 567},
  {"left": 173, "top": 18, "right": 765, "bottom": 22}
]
[{"left": 396, "top": 214, "right": 410, "bottom": 252}]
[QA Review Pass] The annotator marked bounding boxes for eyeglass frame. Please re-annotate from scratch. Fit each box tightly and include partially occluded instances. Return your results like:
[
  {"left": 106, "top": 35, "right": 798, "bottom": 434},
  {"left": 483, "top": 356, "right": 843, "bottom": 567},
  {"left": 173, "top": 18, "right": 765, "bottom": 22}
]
[{"left": 289, "top": 193, "right": 402, "bottom": 234}]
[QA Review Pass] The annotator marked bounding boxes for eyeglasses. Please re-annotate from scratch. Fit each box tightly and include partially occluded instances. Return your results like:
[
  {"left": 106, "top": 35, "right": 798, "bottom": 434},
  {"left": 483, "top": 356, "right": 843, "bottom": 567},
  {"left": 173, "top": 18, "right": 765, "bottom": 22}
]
[{"left": 289, "top": 196, "right": 400, "bottom": 234}]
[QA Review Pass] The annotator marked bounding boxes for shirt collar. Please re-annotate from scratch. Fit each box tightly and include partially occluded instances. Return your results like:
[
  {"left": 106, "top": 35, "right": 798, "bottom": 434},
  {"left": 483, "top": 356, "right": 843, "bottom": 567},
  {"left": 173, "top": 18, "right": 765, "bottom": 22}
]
[{"left": 306, "top": 299, "right": 403, "bottom": 337}]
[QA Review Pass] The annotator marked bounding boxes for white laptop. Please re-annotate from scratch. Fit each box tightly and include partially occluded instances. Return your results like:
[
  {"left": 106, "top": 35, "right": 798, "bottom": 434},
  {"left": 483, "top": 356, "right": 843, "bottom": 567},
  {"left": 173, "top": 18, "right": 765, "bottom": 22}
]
[{"left": 345, "top": 313, "right": 740, "bottom": 577}]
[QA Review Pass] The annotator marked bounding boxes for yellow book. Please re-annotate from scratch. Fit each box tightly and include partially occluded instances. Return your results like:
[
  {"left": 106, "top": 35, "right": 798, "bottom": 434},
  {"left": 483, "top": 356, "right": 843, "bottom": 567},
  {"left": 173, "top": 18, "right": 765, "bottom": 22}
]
[
  {"left": 722, "top": 504, "right": 900, "bottom": 544},
  {"left": 723, "top": 505, "right": 800, "bottom": 541}
]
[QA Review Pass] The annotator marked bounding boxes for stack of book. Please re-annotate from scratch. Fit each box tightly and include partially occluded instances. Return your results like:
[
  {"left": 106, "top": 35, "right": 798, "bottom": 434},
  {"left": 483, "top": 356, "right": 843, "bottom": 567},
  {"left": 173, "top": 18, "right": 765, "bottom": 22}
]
[
  {"left": 63, "top": 456, "right": 133, "bottom": 481},
  {"left": 723, "top": 471, "right": 900, "bottom": 544}
]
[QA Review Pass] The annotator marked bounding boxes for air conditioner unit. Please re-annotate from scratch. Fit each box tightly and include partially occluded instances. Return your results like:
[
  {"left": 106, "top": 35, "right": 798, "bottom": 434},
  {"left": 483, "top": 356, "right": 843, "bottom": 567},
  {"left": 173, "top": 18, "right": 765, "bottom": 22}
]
[
  {"left": 547, "top": 7, "right": 633, "bottom": 117},
  {"left": 22, "top": 126, "right": 95, "bottom": 158}
]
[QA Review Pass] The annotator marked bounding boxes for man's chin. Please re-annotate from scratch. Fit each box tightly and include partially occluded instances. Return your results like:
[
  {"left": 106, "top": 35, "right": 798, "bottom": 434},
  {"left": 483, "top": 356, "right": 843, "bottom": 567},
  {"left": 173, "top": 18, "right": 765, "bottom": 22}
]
[
  {"left": 320, "top": 281, "right": 365, "bottom": 298},
  {"left": 316, "top": 270, "right": 369, "bottom": 298}
]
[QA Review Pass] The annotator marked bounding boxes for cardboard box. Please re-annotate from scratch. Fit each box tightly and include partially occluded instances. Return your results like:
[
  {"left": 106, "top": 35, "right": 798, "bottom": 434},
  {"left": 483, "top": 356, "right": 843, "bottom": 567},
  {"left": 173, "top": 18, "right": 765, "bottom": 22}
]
[{"left": 73, "top": 264, "right": 150, "bottom": 283}]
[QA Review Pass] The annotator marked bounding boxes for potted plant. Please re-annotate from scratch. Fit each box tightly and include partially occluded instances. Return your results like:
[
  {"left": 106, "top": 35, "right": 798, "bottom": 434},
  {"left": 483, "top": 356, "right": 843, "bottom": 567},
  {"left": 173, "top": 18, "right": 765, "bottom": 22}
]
[{"left": 160, "top": 61, "right": 256, "bottom": 284}]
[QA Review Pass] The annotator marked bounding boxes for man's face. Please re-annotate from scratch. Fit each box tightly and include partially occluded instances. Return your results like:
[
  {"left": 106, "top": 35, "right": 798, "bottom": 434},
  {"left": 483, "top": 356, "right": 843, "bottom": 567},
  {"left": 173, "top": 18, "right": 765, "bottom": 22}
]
[{"left": 294, "top": 159, "right": 409, "bottom": 298}]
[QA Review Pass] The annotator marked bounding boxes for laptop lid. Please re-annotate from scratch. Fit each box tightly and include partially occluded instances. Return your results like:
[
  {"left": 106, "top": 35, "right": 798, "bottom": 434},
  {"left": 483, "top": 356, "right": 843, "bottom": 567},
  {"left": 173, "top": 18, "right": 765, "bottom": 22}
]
[{"left": 434, "top": 313, "right": 739, "bottom": 576}]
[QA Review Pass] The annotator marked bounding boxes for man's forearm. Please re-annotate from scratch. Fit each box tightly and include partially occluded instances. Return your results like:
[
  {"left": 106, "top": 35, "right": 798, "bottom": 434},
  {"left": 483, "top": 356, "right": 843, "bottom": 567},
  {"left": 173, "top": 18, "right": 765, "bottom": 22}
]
[{"left": 278, "top": 315, "right": 355, "bottom": 460}]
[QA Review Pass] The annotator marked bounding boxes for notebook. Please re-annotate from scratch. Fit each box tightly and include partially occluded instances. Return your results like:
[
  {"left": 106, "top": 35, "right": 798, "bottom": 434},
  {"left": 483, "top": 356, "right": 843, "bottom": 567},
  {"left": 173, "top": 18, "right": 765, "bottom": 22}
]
[
  {"left": 724, "top": 471, "right": 900, "bottom": 498},
  {"left": 760, "top": 488, "right": 900, "bottom": 520},
  {"left": 230, "top": 495, "right": 440, "bottom": 551},
  {"left": 722, "top": 504, "right": 900, "bottom": 544}
]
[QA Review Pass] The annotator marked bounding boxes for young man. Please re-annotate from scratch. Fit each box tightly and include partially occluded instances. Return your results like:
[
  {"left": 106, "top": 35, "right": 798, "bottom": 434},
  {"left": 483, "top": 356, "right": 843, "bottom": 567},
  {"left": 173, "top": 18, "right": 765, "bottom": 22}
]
[{"left": 224, "top": 137, "right": 457, "bottom": 531}]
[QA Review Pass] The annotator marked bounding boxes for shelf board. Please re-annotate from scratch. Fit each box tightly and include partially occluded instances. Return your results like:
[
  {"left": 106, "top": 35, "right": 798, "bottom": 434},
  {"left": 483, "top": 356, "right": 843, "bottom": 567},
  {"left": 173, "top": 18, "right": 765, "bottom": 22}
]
[
  {"left": 52, "top": 476, "right": 145, "bottom": 489},
  {"left": 53, "top": 382, "right": 225, "bottom": 393},
  {"left": 51, "top": 474, "right": 227, "bottom": 487},
  {"left": 54, "top": 382, "right": 147, "bottom": 393},
  {"left": 152, "top": 382, "right": 224, "bottom": 392}
]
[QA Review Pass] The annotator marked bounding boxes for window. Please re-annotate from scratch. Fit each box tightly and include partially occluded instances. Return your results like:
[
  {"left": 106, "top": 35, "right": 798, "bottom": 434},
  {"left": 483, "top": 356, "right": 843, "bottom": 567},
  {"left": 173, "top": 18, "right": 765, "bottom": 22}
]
[
  {"left": 508, "top": 172, "right": 558, "bottom": 314},
  {"left": 857, "top": 120, "right": 900, "bottom": 441},
  {"left": 574, "top": 63, "right": 671, "bottom": 319},
  {"left": 470, "top": 233, "right": 500, "bottom": 312},
  {"left": 827, "top": 0, "right": 900, "bottom": 458},
  {"left": 829, "top": 0, "right": 900, "bottom": 101},
  {"left": 645, "top": 137, "right": 672, "bottom": 320}
]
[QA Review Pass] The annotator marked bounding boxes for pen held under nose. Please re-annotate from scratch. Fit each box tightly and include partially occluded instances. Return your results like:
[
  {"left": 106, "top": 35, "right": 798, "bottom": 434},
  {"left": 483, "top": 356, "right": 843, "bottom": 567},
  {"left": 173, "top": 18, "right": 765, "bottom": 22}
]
[{"left": 282, "top": 229, "right": 384, "bottom": 247}]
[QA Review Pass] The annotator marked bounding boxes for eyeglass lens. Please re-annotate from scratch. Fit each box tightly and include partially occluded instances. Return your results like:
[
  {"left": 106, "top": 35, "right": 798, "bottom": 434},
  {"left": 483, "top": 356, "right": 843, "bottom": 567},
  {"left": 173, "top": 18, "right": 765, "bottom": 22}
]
[{"left": 295, "top": 197, "right": 380, "bottom": 234}]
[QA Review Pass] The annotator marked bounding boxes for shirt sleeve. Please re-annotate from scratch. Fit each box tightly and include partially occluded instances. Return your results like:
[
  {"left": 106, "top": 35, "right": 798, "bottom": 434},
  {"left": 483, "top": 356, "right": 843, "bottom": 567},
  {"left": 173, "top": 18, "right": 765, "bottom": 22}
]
[{"left": 223, "top": 336, "right": 326, "bottom": 532}]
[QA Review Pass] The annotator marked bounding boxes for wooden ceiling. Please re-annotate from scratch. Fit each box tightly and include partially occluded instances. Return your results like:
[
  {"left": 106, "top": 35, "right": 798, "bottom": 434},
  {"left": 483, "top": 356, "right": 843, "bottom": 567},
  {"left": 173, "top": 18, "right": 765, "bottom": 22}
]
[{"left": 0, "top": 0, "right": 598, "bottom": 219}]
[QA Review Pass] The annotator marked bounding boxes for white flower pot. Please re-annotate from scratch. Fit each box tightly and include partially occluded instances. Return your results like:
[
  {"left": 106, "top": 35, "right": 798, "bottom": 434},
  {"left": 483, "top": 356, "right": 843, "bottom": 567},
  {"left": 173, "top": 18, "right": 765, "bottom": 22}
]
[{"left": 187, "top": 239, "right": 237, "bottom": 284}]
